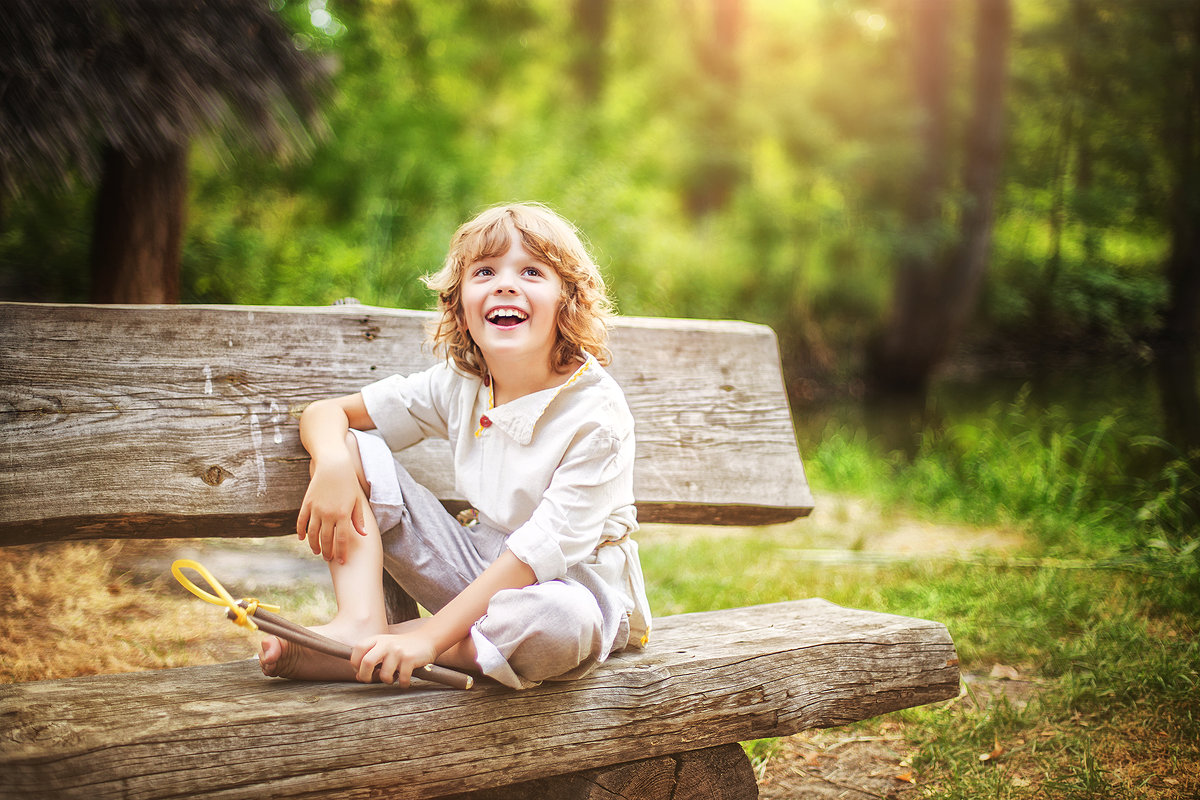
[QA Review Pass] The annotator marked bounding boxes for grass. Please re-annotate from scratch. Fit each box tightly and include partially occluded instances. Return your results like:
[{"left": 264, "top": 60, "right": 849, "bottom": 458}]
[
  {"left": 736, "top": 398, "right": 1198, "bottom": 799},
  {"left": 0, "top": 539, "right": 335, "bottom": 683},
  {"left": 2, "top": 397, "right": 1197, "bottom": 798}
]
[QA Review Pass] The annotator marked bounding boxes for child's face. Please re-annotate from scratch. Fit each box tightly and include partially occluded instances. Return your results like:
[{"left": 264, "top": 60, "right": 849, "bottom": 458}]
[{"left": 460, "top": 225, "right": 564, "bottom": 373}]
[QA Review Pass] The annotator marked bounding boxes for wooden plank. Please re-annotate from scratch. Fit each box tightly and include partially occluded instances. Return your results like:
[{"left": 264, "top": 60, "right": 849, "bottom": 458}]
[
  {"left": 438, "top": 743, "right": 758, "bottom": 800},
  {"left": 0, "top": 302, "right": 812, "bottom": 545},
  {"left": 0, "top": 599, "right": 959, "bottom": 800}
]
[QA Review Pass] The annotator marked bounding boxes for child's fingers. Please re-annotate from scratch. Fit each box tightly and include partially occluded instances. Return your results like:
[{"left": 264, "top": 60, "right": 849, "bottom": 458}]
[
  {"left": 319, "top": 520, "right": 337, "bottom": 561},
  {"left": 306, "top": 517, "right": 324, "bottom": 555},
  {"left": 380, "top": 651, "right": 412, "bottom": 688},
  {"left": 353, "top": 498, "right": 367, "bottom": 537},
  {"left": 305, "top": 519, "right": 320, "bottom": 555},
  {"left": 349, "top": 641, "right": 369, "bottom": 670},
  {"left": 352, "top": 639, "right": 421, "bottom": 687},
  {"left": 333, "top": 522, "right": 349, "bottom": 565},
  {"left": 355, "top": 642, "right": 385, "bottom": 684},
  {"left": 296, "top": 501, "right": 311, "bottom": 540}
]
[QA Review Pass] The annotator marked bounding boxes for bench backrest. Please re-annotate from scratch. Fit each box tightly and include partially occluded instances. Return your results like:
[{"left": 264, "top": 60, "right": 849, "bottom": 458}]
[{"left": 0, "top": 302, "right": 812, "bottom": 547}]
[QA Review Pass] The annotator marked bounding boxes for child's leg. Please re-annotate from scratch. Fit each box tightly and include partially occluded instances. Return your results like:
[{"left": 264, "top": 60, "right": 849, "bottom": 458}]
[
  {"left": 260, "top": 432, "right": 389, "bottom": 680},
  {"left": 321, "top": 432, "right": 389, "bottom": 634},
  {"left": 470, "top": 580, "right": 618, "bottom": 689}
]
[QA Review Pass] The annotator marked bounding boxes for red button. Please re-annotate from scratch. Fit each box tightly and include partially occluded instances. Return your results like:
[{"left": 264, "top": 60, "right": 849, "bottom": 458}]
[{"left": 479, "top": 415, "right": 492, "bottom": 428}]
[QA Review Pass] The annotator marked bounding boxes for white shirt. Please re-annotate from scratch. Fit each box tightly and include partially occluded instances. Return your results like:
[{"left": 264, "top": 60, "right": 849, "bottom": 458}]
[{"left": 360, "top": 353, "right": 651, "bottom": 645}]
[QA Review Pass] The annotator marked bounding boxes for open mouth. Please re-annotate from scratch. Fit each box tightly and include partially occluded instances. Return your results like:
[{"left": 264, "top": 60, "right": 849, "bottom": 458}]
[{"left": 486, "top": 308, "right": 528, "bottom": 328}]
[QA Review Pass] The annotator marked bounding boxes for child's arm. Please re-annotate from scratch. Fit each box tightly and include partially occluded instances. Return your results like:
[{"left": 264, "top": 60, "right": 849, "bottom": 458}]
[
  {"left": 297, "top": 393, "right": 376, "bottom": 564},
  {"left": 350, "top": 549, "right": 536, "bottom": 686}
]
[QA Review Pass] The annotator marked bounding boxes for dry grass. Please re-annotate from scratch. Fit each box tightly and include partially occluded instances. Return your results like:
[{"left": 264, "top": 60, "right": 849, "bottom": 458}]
[{"left": 1, "top": 541, "right": 265, "bottom": 683}]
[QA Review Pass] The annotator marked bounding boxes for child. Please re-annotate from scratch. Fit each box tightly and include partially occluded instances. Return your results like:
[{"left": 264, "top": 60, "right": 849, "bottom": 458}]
[{"left": 259, "top": 203, "right": 651, "bottom": 689}]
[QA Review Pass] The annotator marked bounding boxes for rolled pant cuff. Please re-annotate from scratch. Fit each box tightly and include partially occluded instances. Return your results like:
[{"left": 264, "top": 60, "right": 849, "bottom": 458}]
[{"left": 470, "top": 626, "right": 537, "bottom": 690}]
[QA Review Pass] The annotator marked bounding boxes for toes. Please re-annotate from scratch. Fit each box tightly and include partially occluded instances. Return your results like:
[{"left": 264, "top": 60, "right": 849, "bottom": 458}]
[{"left": 258, "top": 636, "right": 283, "bottom": 676}]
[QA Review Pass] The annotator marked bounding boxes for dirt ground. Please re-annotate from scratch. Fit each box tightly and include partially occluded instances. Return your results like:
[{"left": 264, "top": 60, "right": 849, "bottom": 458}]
[
  {"left": 755, "top": 670, "right": 1040, "bottom": 800},
  {"left": 757, "top": 728, "right": 922, "bottom": 800}
]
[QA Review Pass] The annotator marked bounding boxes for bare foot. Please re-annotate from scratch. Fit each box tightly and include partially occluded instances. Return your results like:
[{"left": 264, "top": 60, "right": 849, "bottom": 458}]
[{"left": 258, "top": 623, "right": 359, "bottom": 682}]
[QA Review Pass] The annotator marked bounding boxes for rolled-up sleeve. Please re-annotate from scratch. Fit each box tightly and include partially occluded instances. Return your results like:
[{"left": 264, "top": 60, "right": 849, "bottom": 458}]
[
  {"left": 360, "top": 365, "right": 456, "bottom": 451},
  {"left": 505, "top": 427, "right": 635, "bottom": 582}
]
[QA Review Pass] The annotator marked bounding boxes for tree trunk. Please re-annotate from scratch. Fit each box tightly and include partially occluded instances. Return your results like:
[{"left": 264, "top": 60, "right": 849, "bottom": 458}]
[
  {"left": 89, "top": 144, "right": 186, "bottom": 304},
  {"left": 865, "top": 0, "right": 952, "bottom": 398},
  {"left": 1155, "top": 3, "right": 1200, "bottom": 459},
  {"left": 572, "top": 0, "right": 610, "bottom": 102},
  {"left": 939, "top": 0, "right": 1011, "bottom": 353},
  {"left": 1157, "top": 177, "right": 1200, "bottom": 459},
  {"left": 683, "top": 0, "right": 744, "bottom": 217},
  {"left": 867, "top": 0, "right": 1010, "bottom": 399}
]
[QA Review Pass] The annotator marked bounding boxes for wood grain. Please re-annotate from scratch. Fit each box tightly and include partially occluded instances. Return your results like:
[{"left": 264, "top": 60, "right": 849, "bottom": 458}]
[
  {"left": 0, "top": 599, "right": 959, "bottom": 800},
  {"left": 435, "top": 743, "right": 757, "bottom": 800},
  {"left": 0, "top": 302, "right": 813, "bottom": 545}
]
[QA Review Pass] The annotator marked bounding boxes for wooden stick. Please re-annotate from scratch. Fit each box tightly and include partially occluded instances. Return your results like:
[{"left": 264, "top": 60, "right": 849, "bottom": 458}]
[{"left": 233, "top": 604, "right": 474, "bottom": 690}]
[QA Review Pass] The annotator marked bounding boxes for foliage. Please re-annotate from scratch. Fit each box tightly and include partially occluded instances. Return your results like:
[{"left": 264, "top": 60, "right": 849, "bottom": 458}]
[
  {"left": 0, "top": 0, "right": 327, "bottom": 195},
  {"left": 2, "top": 5, "right": 1195, "bottom": 793},
  {"left": 978, "top": 0, "right": 1191, "bottom": 357},
  {"left": 808, "top": 388, "right": 1200, "bottom": 602},
  {"left": 813, "top": 397, "right": 1120, "bottom": 544},
  {"left": 0, "top": 0, "right": 1177, "bottom": 376},
  {"left": 1134, "top": 456, "right": 1200, "bottom": 608}
]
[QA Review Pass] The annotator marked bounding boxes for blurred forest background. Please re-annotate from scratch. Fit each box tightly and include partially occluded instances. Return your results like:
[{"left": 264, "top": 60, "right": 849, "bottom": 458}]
[
  {"left": 3, "top": 0, "right": 1196, "bottom": 425},
  {"left": 2, "top": 0, "right": 1199, "bottom": 505}
]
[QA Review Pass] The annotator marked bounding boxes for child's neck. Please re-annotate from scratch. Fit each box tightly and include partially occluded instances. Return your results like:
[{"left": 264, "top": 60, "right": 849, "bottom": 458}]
[{"left": 488, "top": 356, "right": 578, "bottom": 406}]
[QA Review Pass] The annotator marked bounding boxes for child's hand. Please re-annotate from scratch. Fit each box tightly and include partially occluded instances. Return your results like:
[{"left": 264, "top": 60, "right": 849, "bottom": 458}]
[
  {"left": 297, "top": 458, "right": 367, "bottom": 563},
  {"left": 351, "top": 633, "right": 439, "bottom": 688}
]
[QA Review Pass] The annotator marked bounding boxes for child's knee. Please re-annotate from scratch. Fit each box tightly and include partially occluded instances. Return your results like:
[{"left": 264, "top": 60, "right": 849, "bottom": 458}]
[{"left": 492, "top": 587, "right": 606, "bottom": 682}]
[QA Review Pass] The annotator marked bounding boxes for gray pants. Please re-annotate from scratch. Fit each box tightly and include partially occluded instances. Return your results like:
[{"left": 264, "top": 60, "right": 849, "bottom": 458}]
[{"left": 352, "top": 431, "right": 631, "bottom": 689}]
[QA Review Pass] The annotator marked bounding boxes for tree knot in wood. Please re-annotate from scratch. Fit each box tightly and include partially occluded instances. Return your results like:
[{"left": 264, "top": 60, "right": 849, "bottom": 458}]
[
  {"left": 216, "top": 371, "right": 249, "bottom": 388},
  {"left": 201, "top": 465, "right": 233, "bottom": 486},
  {"left": 360, "top": 318, "right": 381, "bottom": 341}
]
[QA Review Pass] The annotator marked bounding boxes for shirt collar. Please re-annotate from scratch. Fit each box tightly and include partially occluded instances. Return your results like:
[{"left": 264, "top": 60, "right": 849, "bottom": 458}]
[{"left": 484, "top": 353, "right": 599, "bottom": 445}]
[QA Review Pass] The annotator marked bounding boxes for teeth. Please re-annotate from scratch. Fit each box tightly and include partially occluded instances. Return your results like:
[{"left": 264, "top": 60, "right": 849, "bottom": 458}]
[{"left": 487, "top": 308, "right": 528, "bottom": 322}]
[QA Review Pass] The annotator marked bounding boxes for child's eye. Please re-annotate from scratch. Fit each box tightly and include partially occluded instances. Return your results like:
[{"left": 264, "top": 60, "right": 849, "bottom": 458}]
[
  {"left": 472, "top": 266, "right": 494, "bottom": 278},
  {"left": 522, "top": 266, "right": 544, "bottom": 277}
]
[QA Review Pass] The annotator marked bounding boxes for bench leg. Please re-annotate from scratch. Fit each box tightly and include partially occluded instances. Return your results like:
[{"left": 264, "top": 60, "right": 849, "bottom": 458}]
[{"left": 438, "top": 742, "right": 758, "bottom": 800}]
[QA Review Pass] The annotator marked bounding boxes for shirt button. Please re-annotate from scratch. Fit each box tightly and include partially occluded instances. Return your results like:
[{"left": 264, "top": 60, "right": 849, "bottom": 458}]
[{"left": 479, "top": 415, "right": 492, "bottom": 428}]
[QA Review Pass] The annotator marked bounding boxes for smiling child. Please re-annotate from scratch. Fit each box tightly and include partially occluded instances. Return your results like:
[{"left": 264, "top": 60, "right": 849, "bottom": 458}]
[{"left": 258, "top": 203, "right": 651, "bottom": 689}]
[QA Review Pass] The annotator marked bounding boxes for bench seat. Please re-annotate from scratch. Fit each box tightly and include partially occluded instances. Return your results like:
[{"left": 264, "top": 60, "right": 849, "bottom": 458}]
[{"left": 0, "top": 599, "right": 958, "bottom": 800}]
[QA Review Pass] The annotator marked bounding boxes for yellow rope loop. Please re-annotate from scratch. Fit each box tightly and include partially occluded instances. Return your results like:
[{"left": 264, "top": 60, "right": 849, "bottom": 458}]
[{"left": 170, "top": 559, "right": 279, "bottom": 631}]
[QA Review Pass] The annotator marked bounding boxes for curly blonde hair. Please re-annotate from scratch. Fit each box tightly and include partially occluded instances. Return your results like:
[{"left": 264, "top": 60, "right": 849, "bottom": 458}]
[{"left": 423, "top": 203, "right": 614, "bottom": 378}]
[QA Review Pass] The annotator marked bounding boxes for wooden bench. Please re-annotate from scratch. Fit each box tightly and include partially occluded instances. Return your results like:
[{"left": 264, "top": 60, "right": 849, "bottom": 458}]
[{"left": 0, "top": 302, "right": 960, "bottom": 800}]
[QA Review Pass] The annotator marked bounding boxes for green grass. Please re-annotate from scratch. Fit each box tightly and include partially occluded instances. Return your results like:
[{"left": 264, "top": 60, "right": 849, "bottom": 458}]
[
  {"left": 645, "top": 541, "right": 1199, "bottom": 798},
  {"left": 645, "top": 397, "right": 1199, "bottom": 798}
]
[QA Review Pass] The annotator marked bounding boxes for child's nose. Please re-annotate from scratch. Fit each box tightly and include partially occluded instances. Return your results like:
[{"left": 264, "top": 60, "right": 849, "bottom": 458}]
[{"left": 493, "top": 273, "right": 518, "bottom": 293}]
